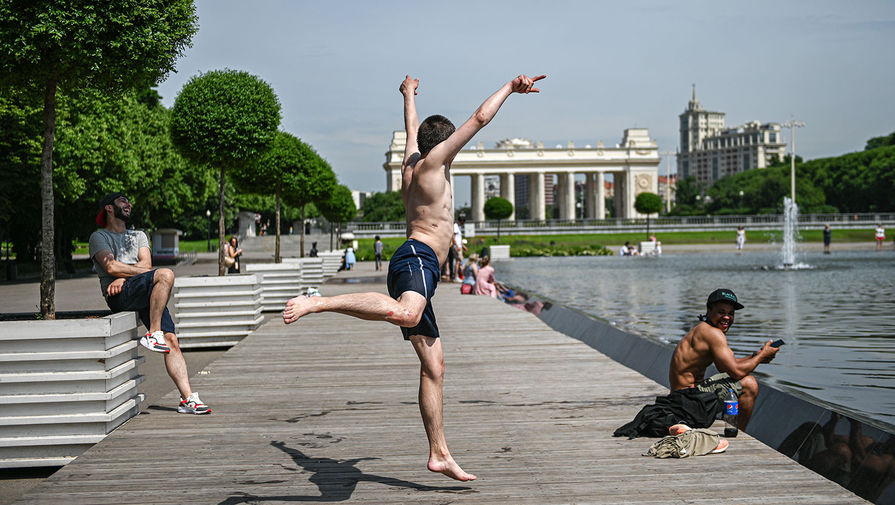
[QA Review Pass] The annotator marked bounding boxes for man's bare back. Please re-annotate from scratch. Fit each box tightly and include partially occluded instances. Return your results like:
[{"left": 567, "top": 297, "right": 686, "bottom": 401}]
[
  {"left": 281, "top": 73, "right": 544, "bottom": 482},
  {"left": 399, "top": 74, "right": 544, "bottom": 266}
]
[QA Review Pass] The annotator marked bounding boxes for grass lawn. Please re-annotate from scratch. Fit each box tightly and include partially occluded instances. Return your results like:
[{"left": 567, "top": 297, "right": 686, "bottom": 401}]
[{"left": 350, "top": 228, "right": 877, "bottom": 259}]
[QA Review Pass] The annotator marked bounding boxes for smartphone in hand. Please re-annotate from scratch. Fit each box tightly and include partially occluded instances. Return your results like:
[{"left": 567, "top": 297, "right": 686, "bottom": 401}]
[{"left": 770, "top": 339, "right": 785, "bottom": 348}]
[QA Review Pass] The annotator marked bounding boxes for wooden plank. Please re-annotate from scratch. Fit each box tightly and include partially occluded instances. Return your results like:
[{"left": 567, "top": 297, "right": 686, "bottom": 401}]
[{"left": 13, "top": 279, "right": 869, "bottom": 504}]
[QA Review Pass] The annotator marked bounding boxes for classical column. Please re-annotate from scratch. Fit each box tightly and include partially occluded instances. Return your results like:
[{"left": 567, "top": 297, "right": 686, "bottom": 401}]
[
  {"left": 596, "top": 172, "right": 605, "bottom": 219},
  {"left": 614, "top": 172, "right": 625, "bottom": 219},
  {"left": 499, "top": 173, "right": 515, "bottom": 221},
  {"left": 529, "top": 172, "right": 545, "bottom": 221},
  {"left": 558, "top": 172, "right": 575, "bottom": 220},
  {"left": 585, "top": 173, "right": 596, "bottom": 219},
  {"left": 471, "top": 173, "right": 485, "bottom": 222}
]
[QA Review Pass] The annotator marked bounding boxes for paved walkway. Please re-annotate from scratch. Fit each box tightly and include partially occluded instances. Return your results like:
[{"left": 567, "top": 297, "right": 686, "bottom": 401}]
[{"left": 8, "top": 270, "right": 867, "bottom": 504}]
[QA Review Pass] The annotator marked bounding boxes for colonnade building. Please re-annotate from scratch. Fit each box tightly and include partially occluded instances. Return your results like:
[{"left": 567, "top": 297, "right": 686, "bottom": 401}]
[
  {"left": 383, "top": 129, "right": 660, "bottom": 221},
  {"left": 677, "top": 87, "right": 787, "bottom": 184}
]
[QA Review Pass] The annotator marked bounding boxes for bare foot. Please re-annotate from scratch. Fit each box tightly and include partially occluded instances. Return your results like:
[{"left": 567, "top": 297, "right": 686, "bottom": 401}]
[
  {"left": 428, "top": 456, "right": 477, "bottom": 481},
  {"left": 283, "top": 295, "right": 317, "bottom": 324}
]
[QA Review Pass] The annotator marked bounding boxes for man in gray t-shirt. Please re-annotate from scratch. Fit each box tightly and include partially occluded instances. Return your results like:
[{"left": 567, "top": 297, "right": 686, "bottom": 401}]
[{"left": 90, "top": 192, "right": 210, "bottom": 415}]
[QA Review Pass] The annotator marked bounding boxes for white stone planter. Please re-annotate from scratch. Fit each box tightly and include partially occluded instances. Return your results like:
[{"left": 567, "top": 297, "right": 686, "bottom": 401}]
[
  {"left": 0, "top": 312, "right": 144, "bottom": 468},
  {"left": 490, "top": 244, "right": 511, "bottom": 259},
  {"left": 299, "top": 258, "right": 325, "bottom": 288},
  {"left": 317, "top": 251, "right": 343, "bottom": 277},
  {"left": 244, "top": 263, "right": 303, "bottom": 312},
  {"left": 172, "top": 275, "right": 263, "bottom": 348}
]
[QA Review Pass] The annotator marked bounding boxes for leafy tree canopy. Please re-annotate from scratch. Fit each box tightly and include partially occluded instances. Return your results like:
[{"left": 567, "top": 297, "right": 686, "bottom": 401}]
[
  {"left": 634, "top": 192, "right": 662, "bottom": 215},
  {"left": 0, "top": 0, "right": 198, "bottom": 92},
  {"left": 484, "top": 197, "right": 514, "bottom": 220},
  {"left": 361, "top": 191, "right": 405, "bottom": 222},
  {"left": 280, "top": 141, "right": 337, "bottom": 209},
  {"left": 865, "top": 131, "right": 895, "bottom": 151},
  {"left": 318, "top": 184, "right": 357, "bottom": 224},
  {"left": 170, "top": 69, "right": 281, "bottom": 169}
]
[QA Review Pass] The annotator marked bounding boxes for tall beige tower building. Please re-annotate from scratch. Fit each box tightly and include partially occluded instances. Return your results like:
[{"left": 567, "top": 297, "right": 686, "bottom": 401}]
[{"left": 677, "top": 87, "right": 787, "bottom": 184}]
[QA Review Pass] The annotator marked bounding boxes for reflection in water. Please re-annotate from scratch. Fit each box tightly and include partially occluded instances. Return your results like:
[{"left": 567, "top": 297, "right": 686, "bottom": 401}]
[
  {"left": 498, "top": 250, "right": 895, "bottom": 425},
  {"left": 779, "top": 412, "right": 895, "bottom": 504}
]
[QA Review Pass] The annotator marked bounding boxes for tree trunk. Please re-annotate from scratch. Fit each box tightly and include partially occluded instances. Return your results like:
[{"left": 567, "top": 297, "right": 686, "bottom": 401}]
[
  {"left": 646, "top": 215, "right": 651, "bottom": 239},
  {"left": 39, "top": 77, "right": 58, "bottom": 319},
  {"left": 300, "top": 204, "right": 306, "bottom": 258},
  {"left": 218, "top": 165, "right": 226, "bottom": 276},
  {"left": 275, "top": 185, "right": 281, "bottom": 263},
  {"left": 329, "top": 222, "right": 334, "bottom": 251},
  {"left": 497, "top": 219, "right": 501, "bottom": 242}
]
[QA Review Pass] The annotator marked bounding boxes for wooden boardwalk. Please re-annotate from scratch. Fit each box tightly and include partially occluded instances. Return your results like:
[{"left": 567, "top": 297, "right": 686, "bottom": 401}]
[{"left": 14, "top": 279, "right": 867, "bottom": 504}]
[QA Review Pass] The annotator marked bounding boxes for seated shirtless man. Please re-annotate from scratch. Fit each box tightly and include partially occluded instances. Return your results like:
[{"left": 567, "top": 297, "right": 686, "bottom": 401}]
[
  {"left": 283, "top": 72, "right": 545, "bottom": 481},
  {"left": 669, "top": 288, "right": 780, "bottom": 430}
]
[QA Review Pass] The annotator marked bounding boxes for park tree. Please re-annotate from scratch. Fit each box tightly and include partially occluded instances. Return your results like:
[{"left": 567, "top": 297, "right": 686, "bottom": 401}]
[
  {"left": 281, "top": 143, "right": 337, "bottom": 257},
  {"left": 0, "top": 0, "right": 198, "bottom": 317},
  {"left": 231, "top": 131, "right": 311, "bottom": 263},
  {"left": 483, "top": 196, "right": 514, "bottom": 241},
  {"left": 170, "top": 69, "right": 281, "bottom": 274},
  {"left": 361, "top": 191, "right": 405, "bottom": 222},
  {"left": 318, "top": 184, "right": 357, "bottom": 250},
  {"left": 634, "top": 192, "right": 662, "bottom": 238}
]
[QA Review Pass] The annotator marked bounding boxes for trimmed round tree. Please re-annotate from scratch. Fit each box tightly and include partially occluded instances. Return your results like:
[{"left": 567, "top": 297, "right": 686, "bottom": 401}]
[
  {"left": 231, "top": 131, "right": 308, "bottom": 263},
  {"left": 170, "top": 69, "right": 281, "bottom": 274},
  {"left": 634, "top": 192, "right": 663, "bottom": 238},
  {"left": 0, "top": 0, "right": 198, "bottom": 317},
  {"left": 484, "top": 196, "right": 514, "bottom": 241},
  {"left": 282, "top": 144, "right": 336, "bottom": 257},
  {"left": 317, "top": 184, "right": 357, "bottom": 250}
]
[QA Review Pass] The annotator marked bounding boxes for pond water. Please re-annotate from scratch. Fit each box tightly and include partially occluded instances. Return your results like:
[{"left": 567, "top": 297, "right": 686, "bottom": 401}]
[{"left": 497, "top": 249, "right": 895, "bottom": 426}]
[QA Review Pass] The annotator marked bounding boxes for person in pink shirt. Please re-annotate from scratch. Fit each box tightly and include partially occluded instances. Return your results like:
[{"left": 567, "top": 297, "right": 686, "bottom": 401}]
[{"left": 474, "top": 255, "right": 497, "bottom": 297}]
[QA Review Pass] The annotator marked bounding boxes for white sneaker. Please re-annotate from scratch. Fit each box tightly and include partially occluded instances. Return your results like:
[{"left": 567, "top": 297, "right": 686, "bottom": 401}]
[
  {"left": 139, "top": 330, "right": 170, "bottom": 353},
  {"left": 178, "top": 393, "right": 211, "bottom": 414}
]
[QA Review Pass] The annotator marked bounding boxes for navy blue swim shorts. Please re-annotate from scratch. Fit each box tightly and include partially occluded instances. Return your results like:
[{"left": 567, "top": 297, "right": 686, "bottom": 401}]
[
  {"left": 387, "top": 239, "right": 440, "bottom": 339},
  {"left": 106, "top": 269, "right": 176, "bottom": 335}
]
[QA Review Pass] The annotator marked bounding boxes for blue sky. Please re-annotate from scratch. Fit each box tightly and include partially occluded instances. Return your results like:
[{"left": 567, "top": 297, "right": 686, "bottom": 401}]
[{"left": 156, "top": 0, "right": 895, "bottom": 199}]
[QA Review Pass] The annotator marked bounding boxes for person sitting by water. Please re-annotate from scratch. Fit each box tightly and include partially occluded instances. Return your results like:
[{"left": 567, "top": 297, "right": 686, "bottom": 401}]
[
  {"left": 460, "top": 253, "right": 479, "bottom": 294},
  {"left": 474, "top": 255, "right": 497, "bottom": 298},
  {"left": 669, "top": 289, "right": 780, "bottom": 431}
]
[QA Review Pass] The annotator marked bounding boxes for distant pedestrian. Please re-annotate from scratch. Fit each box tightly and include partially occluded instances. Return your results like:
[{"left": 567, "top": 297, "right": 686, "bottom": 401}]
[
  {"left": 876, "top": 224, "right": 885, "bottom": 251},
  {"left": 309, "top": 241, "right": 318, "bottom": 257},
  {"left": 736, "top": 226, "right": 746, "bottom": 254},
  {"left": 619, "top": 242, "right": 631, "bottom": 256},
  {"left": 823, "top": 224, "right": 832, "bottom": 254},
  {"left": 374, "top": 235, "right": 384, "bottom": 271},
  {"left": 223, "top": 236, "right": 242, "bottom": 274},
  {"left": 345, "top": 246, "right": 356, "bottom": 270}
]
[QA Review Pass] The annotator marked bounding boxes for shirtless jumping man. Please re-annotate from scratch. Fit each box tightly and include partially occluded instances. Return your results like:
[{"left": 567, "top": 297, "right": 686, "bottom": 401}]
[
  {"left": 669, "top": 289, "right": 780, "bottom": 430},
  {"left": 283, "top": 73, "right": 545, "bottom": 481}
]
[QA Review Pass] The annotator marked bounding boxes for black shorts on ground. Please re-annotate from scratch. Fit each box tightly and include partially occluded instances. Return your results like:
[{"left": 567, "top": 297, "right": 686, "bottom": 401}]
[
  {"left": 106, "top": 269, "right": 176, "bottom": 334},
  {"left": 387, "top": 239, "right": 440, "bottom": 340}
]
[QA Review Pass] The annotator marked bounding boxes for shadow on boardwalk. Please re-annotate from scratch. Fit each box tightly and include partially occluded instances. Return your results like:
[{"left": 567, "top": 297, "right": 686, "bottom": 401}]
[{"left": 218, "top": 441, "right": 473, "bottom": 504}]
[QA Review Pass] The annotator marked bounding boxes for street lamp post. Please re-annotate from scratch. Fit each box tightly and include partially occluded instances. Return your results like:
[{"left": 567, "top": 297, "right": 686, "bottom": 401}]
[
  {"left": 205, "top": 209, "right": 211, "bottom": 252},
  {"left": 781, "top": 119, "right": 806, "bottom": 202},
  {"left": 739, "top": 190, "right": 744, "bottom": 210},
  {"left": 660, "top": 150, "right": 676, "bottom": 213}
]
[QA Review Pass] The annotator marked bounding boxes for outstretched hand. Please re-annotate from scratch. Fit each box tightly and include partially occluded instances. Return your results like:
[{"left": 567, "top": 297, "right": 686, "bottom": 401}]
[
  {"left": 510, "top": 74, "right": 546, "bottom": 94},
  {"left": 400, "top": 75, "right": 419, "bottom": 96}
]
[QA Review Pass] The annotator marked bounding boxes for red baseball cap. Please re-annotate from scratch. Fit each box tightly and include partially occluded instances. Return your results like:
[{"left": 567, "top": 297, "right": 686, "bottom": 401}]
[{"left": 95, "top": 192, "right": 127, "bottom": 227}]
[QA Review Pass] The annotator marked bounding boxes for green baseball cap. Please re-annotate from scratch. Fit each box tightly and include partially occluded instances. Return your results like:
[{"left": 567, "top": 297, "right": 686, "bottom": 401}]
[{"left": 706, "top": 288, "right": 744, "bottom": 310}]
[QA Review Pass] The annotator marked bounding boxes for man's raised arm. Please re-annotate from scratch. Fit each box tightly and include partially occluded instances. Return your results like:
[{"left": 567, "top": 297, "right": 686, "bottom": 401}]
[
  {"left": 428, "top": 74, "right": 546, "bottom": 165},
  {"left": 400, "top": 75, "right": 420, "bottom": 167}
]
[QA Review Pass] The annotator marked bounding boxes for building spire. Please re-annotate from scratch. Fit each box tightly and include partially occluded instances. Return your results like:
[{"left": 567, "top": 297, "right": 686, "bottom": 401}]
[{"left": 692, "top": 83, "right": 696, "bottom": 102}]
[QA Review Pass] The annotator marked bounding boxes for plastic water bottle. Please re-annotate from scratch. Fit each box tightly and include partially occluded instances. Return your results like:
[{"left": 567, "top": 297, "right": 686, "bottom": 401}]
[{"left": 723, "top": 388, "right": 739, "bottom": 438}]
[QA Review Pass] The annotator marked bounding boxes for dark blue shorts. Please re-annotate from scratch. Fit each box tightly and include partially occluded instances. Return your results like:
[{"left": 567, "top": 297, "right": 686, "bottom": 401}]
[
  {"left": 387, "top": 239, "right": 440, "bottom": 339},
  {"left": 106, "top": 270, "right": 176, "bottom": 334}
]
